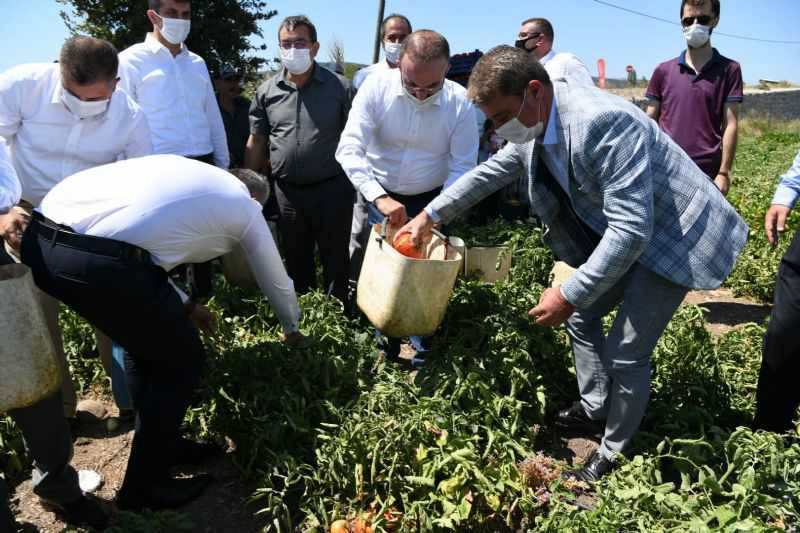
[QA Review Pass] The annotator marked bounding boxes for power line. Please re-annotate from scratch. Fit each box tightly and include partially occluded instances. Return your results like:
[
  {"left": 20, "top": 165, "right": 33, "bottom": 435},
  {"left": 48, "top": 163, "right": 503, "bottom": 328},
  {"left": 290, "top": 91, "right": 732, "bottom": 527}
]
[{"left": 591, "top": 0, "right": 800, "bottom": 44}]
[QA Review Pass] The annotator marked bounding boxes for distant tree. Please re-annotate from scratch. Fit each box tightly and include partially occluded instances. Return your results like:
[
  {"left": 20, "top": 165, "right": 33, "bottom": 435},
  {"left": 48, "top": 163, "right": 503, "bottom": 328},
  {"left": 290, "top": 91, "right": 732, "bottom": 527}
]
[
  {"left": 328, "top": 35, "right": 345, "bottom": 74},
  {"left": 56, "top": 0, "right": 277, "bottom": 77}
]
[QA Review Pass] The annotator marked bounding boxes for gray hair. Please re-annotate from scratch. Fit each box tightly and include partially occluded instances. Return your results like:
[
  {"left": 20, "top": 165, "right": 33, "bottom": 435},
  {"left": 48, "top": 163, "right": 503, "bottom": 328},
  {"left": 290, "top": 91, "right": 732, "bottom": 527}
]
[
  {"left": 467, "top": 45, "right": 551, "bottom": 105},
  {"left": 278, "top": 15, "right": 318, "bottom": 43},
  {"left": 59, "top": 36, "right": 119, "bottom": 85},
  {"left": 230, "top": 168, "right": 269, "bottom": 200},
  {"left": 399, "top": 30, "right": 450, "bottom": 64}
]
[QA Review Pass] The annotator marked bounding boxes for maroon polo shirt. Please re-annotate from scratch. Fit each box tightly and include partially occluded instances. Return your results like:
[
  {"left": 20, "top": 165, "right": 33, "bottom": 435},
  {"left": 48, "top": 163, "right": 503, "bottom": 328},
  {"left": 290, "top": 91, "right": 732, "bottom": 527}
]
[{"left": 646, "top": 49, "right": 743, "bottom": 179}]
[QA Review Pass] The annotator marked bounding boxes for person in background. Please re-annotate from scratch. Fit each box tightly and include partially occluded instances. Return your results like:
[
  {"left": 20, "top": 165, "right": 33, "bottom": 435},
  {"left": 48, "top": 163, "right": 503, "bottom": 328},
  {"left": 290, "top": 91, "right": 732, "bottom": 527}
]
[
  {"left": 21, "top": 155, "right": 304, "bottom": 512},
  {"left": 214, "top": 64, "right": 250, "bottom": 168},
  {"left": 0, "top": 141, "right": 108, "bottom": 531},
  {"left": 349, "top": 14, "right": 413, "bottom": 289},
  {"left": 246, "top": 15, "right": 354, "bottom": 303},
  {"left": 0, "top": 36, "right": 151, "bottom": 422},
  {"left": 646, "top": 0, "right": 742, "bottom": 195},
  {"left": 119, "top": 0, "right": 230, "bottom": 299},
  {"left": 336, "top": 30, "right": 478, "bottom": 366},
  {"left": 399, "top": 46, "right": 748, "bottom": 481},
  {"left": 753, "top": 150, "right": 800, "bottom": 433},
  {"left": 353, "top": 14, "right": 413, "bottom": 90},
  {"left": 515, "top": 17, "right": 594, "bottom": 87}
]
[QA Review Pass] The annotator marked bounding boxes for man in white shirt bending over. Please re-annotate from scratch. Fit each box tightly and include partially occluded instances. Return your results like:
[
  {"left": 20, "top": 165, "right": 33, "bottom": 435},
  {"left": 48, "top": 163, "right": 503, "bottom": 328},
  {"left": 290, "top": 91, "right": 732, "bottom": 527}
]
[
  {"left": 21, "top": 155, "right": 303, "bottom": 511},
  {"left": 118, "top": 0, "right": 229, "bottom": 169},
  {"left": 336, "top": 30, "right": 478, "bottom": 365},
  {"left": 0, "top": 35, "right": 152, "bottom": 420},
  {"left": 515, "top": 17, "right": 595, "bottom": 87}
]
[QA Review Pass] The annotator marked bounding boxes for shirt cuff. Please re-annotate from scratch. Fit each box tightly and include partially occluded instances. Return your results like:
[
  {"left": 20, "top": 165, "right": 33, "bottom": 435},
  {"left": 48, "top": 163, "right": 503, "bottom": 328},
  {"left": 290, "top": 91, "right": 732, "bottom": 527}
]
[
  {"left": 645, "top": 93, "right": 661, "bottom": 101},
  {"left": 559, "top": 273, "right": 589, "bottom": 308},
  {"left": 425, "top": 206, "right": 441, "bottom": 223},
  {"left": 772, "top": 184, "right": 800, "bottom": 209},
  {"left": 361, "top": 180, "right": 388, "bottom": 203}
]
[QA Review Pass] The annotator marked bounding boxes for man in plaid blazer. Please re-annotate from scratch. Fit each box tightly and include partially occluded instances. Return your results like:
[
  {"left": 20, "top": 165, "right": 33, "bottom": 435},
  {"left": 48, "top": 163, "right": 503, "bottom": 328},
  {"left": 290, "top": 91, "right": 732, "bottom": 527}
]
[{"left": 400, "top": 46, "right": 748, "bottom": 482}]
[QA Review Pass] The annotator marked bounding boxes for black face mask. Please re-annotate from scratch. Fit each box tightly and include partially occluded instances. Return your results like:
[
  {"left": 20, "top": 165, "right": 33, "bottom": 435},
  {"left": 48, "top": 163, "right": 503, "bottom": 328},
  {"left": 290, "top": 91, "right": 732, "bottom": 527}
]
[{"left": 515, "top": 37, "right": 538, "bottom": 52}]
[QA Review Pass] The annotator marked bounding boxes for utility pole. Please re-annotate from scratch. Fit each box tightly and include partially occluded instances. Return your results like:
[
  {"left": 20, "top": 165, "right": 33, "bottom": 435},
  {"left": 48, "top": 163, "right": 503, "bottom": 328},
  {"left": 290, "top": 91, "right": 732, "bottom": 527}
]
[{"left": 372, "top": 0, "right": 386, "bottom": 64}]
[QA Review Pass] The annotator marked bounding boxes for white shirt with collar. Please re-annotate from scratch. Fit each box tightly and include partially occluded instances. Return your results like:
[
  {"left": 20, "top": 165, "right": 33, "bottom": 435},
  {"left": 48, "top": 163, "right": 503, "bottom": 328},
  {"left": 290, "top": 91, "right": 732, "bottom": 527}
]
[
  {"left": 0, "top": 63, "right": 152, "bottom": 207},
  {"left": 353, "top": 60, "right": 392, "bottom": 90},
  {"left": 39, "top": 155, "right": 299, "bottom": 332},
  {"left": 118, "top": 33, "right": 229, "bottom": 168},
  {"left": 540, "top": 49, "right": 595, "bottom": 87},
  {"left": 0, "top": 139, "right": 20, "bottom": 213},
  {"left": 336, "top": 68, "right": 479, "bottom": 202},
  {"left": 538, "top": 95, "right": 571, "bottom": 198}
]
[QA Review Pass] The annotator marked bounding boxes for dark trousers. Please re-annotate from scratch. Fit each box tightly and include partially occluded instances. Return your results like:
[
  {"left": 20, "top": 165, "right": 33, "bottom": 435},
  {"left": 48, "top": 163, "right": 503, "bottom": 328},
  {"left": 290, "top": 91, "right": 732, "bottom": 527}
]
[
  {"left": 184, "top": 152, "right": 217, "bottom": 298},
  {"left": 20, "top": 221, "right": 206, "bottom": 501},
  {"left": 275, "top": 174, "right": 354, "bottom": 302},
  {"left": 366, "top": 187, "right": 441, "bottom": 358},
  {"left": 754, "top": 230, "right": 800, "bottom": 432}
]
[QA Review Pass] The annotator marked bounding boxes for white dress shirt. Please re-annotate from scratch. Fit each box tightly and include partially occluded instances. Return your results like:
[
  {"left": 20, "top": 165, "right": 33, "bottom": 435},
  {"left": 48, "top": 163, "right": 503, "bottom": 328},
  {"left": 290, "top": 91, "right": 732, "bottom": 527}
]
[
  {"left": 539, "top": 96, "right": 571, "bottom": 198},
  {"left": 39, "top": 155, "right": 299, "bottom": 332},
  {"left": 540, "top": 49, "right": 595, "bottom": 87},
  {"left": 0, "top": 63, "right": 153, "bottom": 206},
  {"left": 336, "top": 68, "right": 479, "bottom": 202},
  {"left": 352, "top": 60, "right": 392, "bottom": 90},
  {"left": 0, "top": 139, "right": 20, "bottom": 213},
  {"left": 118, "top": 34, "right": 229, "bottom": 168}
]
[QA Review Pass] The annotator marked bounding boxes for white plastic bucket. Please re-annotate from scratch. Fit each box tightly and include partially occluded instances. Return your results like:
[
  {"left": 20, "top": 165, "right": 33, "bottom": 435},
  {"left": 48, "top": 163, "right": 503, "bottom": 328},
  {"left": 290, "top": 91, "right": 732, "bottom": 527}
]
[
  {"left": 0, "top": 264, "right": 60, "bottom": 412},
  {"left": 357, "top": 224, "right": 463, "bottom": 338},
  {"left": 464, "top": 246, "right": 512, "bottom": 283}
]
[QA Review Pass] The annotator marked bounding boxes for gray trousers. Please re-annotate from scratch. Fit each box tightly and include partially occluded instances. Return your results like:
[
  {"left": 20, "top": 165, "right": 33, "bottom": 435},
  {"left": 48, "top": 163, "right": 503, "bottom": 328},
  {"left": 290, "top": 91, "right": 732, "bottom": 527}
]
[
  {"left": 348, "top": 192, "right": 370, "bottom": 282},
  {"left": 5, "top": 392, "right": 80, "bottom": 507},
  {"left": 564, "top": 264, "right": 687, "bottom": 460}
]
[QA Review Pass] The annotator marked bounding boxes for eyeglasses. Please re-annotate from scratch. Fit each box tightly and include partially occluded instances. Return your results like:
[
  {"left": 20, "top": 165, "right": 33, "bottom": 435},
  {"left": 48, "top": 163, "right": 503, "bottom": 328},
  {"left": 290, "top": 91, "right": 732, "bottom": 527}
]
[
  {"left": 279, "top": 39, "right": 310, "bottom": 50},
  {"left": 401, "top": 72, "right": 445, "bottom": 99},
  {"left": 681, "top": 15, "right": 713, "bottom": 27}
]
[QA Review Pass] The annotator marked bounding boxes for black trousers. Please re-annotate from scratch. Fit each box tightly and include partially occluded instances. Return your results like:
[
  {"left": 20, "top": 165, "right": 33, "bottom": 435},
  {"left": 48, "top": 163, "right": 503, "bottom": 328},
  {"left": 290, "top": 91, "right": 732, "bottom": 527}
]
[
  {"left": 754, "top": 229, "right": 800, "bottom": 432},
  {"left": 275, "top": 174, "right": 354, "bottom": 303},
  {"left": 20, "top": 221, "right": 206, "bottom": 502},
  {"left": 184, "top": 152, "right": 217, "bottom": 298}
]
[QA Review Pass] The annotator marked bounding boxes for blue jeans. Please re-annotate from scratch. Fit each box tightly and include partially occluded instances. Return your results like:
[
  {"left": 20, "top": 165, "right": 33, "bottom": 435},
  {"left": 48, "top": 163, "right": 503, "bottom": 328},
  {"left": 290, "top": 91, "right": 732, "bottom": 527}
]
[
  {"left": 366, "top": 189, "right": 441, "bottom": 358},
  {"left": 564, "top": 264, "right": 687, "bottom": 460}
]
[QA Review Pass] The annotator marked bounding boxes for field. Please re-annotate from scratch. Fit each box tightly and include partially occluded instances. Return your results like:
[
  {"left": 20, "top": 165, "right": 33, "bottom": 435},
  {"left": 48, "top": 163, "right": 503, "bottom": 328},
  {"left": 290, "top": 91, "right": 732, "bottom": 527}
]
[{"left": 2, "top": 120, "right": 799, "bottom": 532}]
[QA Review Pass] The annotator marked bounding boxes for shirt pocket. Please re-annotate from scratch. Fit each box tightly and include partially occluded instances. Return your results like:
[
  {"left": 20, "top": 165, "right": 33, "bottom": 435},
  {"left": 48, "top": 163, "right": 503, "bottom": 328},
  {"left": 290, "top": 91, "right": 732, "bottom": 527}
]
[{"left": 138, "top": 68, "right": 174, "bottom": 110}]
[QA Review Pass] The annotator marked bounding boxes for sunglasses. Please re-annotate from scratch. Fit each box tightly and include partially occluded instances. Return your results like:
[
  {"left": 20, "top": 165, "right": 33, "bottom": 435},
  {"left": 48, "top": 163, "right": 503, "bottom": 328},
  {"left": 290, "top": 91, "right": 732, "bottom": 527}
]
[{"left": 681, "top": 15, "right": 713, "bottom": 27}]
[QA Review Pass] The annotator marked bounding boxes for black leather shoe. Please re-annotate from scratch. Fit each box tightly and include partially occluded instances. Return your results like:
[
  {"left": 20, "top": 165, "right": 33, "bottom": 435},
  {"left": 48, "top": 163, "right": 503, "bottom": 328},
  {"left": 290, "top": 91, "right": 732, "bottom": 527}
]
[
  {"left": 173, "top": 437, "right": 225, "bottom": 467},
  {"left": 58, "top": 495, "right": 110, "bottom": 530},
  {"left": 554, "top": 401, "right": 605, "bottom": 440},
  {"left": 565, "top": 450, "right": 617, "bottom": 483},
  {"left": 117, "top": 474, "right": 214, "bottom": 511}
]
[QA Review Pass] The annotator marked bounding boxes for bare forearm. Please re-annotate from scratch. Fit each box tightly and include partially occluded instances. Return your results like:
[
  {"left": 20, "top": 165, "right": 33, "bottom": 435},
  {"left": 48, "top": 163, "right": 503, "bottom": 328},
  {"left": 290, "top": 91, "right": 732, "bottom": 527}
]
[
  {"left": 244, "top": 135, "right": 267, "bottom": 172},
  {"left": 719, "top": 122, "right": 738, "bottom": 175}
]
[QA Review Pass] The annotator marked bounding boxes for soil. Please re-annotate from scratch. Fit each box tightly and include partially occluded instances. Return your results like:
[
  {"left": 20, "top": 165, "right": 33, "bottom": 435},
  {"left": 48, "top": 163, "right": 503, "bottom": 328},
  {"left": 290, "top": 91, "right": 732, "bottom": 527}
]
[{"left": 683, "top": 288, "right": 771, "bottom": 338}]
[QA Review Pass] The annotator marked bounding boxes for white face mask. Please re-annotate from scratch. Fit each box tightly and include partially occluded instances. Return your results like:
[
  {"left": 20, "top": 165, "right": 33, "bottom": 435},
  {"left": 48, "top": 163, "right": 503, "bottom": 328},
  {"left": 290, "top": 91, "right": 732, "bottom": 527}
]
[
  {"left": 384, "top": 42, "right": 402, "bottom": 65},
  {"left": 61, "top": 86, "right": 109, "bottom": 119},
  {"left": 280, "top": 48, "right": 313, "bottom": 75},
  {"left": 155, "top": 13, "right": 191, "bottom": 45},
  {"left": 403, "top": 85, "right": 441, "bottom": 108},
  {"left": 495, "top": 90, "right": 544, "bottom": 144},
  {"left": 683, "top": 23, "right": 711, "bottom": 48}
]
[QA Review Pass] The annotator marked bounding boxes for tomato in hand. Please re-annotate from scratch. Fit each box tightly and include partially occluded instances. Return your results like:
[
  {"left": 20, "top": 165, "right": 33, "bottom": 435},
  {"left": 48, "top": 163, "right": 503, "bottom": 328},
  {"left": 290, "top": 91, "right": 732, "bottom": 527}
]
[{"left": 393, "top": 231, "right": 423, "bottom": 259}]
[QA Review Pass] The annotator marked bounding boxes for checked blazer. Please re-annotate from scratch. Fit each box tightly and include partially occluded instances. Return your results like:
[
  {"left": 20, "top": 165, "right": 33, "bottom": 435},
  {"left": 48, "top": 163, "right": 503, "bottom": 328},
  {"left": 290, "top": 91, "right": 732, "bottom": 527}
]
[{"left": 427, "top": 79, "right": 749, "bottom": 309}]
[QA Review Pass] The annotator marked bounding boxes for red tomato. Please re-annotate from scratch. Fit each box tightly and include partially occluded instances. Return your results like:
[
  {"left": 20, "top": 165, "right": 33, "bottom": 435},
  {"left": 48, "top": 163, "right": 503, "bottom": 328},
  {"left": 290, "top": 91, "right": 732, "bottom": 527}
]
[{"left": 393, "top": 232, "right": 423, "bottom": 259}]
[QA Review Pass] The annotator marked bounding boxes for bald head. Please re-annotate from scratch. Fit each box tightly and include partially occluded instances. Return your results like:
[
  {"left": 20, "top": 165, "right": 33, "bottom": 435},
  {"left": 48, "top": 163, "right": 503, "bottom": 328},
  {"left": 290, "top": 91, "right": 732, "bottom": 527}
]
[
  {"left": 59, "top": 36, "right": 119, "bottom": 86},
  {"left": 400, "top": 30, "right": 450, "bottom": 64}
]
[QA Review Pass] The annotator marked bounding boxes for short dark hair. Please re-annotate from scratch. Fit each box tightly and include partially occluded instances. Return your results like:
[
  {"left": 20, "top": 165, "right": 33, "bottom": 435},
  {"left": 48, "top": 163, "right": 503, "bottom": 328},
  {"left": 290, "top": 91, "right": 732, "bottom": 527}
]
[
  {"left": 680, "top": 0, "right": 720, "bottom": 19},
  {"left": 59, "top": 36, "right": 119, "bottom": 85},
  {"left": 148, "top": 0, "right": 190, "bottom": 13},
  {"left": 230, "top": 168, "right": 269, "bottom": 199},
  {"left": 381, "top": 14, "right": 412, "bottom": 40},
  {"left": 520, "top": 17, "right": 554, "bottom": 42},
  {"left": 279, "top": 15, "right": 318, "bottom": 43},
  {"left": 400, "top": 30, "right": 450, "bottom": 64},
  {"left": 467, "top": 45, "right": 551, "bottom": 105}
]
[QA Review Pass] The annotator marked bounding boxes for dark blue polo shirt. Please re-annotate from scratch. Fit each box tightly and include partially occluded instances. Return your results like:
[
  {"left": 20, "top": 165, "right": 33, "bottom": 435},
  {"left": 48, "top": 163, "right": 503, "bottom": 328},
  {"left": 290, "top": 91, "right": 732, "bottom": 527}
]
[{"left": 646, "top": 49, "right": 743, "bottom": 179}]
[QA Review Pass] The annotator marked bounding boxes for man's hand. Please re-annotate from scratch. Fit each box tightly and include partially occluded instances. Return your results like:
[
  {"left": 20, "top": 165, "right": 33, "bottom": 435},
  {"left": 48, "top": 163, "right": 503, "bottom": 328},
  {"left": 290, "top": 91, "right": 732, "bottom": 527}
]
[
  {"left": 765, "top": 204, "right": 792, "bottom": 247},
  {"left": 397, "top": 211, "right": 436, "bottom": 248},
  {"left": 282, "top": 330, "right": 310, "bottom": 347},
  {"left": 188, "top": 303, "right": 216, "bottom": 333},
  {"left": 0, "top": 210, "right": 29, "bottom": 251},
  {"left": 714, "top": 172, "right": 731, "bottom": 196},
  {"left": 528, "top": 287, "right": 576, "bottom": 327},
  {"left": 374, "top": 195, "right": 408, "bottom": 227}
]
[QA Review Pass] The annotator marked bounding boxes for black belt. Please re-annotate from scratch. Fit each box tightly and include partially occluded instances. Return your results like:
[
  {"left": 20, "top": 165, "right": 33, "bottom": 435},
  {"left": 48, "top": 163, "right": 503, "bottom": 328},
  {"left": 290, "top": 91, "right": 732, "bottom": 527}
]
[{"left": 30, "top": 212, "right": 152, "bottom": 264}]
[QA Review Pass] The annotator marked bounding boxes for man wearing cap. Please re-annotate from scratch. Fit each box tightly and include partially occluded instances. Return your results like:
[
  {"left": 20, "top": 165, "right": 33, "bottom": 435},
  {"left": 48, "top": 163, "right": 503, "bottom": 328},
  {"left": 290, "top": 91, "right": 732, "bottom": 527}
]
[{"left": 214, "top": 65, "right": 251, "bottom": 168}]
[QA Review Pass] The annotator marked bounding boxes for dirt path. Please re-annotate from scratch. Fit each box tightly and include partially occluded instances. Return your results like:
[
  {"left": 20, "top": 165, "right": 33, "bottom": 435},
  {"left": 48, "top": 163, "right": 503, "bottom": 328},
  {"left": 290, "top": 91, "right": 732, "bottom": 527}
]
[
  {"left": 10, "top": 405, "right": 268, "bottom": 532},
  {"left": 683, "top": 288, "right": 771, "bottom": 337}
]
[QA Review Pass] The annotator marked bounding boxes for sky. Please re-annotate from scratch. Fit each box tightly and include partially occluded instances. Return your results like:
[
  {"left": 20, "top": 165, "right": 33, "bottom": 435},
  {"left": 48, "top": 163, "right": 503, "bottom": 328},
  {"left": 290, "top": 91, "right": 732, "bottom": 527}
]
[{"left": 0, "top": 0, "right": 798, "bottom": 84}]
